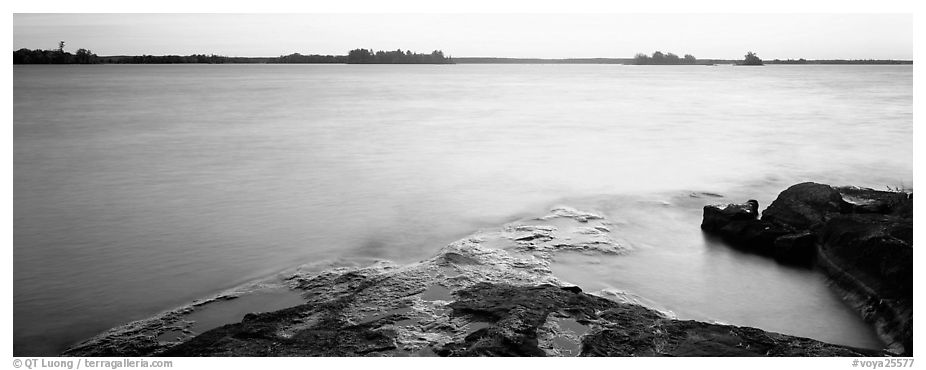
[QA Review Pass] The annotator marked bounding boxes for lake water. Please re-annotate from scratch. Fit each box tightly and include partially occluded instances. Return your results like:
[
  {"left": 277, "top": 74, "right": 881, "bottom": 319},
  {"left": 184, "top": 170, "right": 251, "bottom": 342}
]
[{"left": 13, "top": 64, "right": 912, "bottom": 355}]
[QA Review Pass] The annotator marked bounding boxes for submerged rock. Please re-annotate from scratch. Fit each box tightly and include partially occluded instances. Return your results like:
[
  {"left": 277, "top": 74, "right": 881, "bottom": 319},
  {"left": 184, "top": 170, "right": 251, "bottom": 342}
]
[
  {"left": 60, "top": 288, "right": 255, "bottom": 356},
  {"left": 539, "top": 206, "right": 605, "bottom": 223},
  {"left": 700, "top": 182, "right": 913, "bottom": 355}
]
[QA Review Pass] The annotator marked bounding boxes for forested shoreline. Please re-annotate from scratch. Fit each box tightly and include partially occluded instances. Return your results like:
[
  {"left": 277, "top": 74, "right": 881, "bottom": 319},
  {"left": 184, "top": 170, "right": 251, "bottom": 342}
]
[
  {"left": 12, "top": 44, "right": 912, "bottom": 65},
  {"left": 13, "top": 46, "right": 451, "bottom": 64}
]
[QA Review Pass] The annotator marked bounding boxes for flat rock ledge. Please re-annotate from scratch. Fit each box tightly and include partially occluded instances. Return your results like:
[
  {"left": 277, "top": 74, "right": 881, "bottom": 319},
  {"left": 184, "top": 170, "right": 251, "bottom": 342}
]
[
  {"left": 701, "top": 182, "right": 912, "bottom": 356},
  {"left": 65, "top": 206, "right": 885, "bottom": 357}
]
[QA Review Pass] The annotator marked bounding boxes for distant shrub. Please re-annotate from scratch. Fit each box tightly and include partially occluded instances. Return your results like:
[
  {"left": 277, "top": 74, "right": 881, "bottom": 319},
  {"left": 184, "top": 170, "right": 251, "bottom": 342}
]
[{"left": 742, "top": 51, "right": 763, "bottom": 66}]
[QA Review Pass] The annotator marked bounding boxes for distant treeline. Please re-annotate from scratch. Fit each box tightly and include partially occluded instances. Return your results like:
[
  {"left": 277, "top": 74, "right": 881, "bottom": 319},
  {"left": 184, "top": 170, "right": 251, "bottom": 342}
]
[
  {"left": 633, "top": 51, "right": 698, "bottom": 65},
  {"left": 13, "top": 43, "right": 99, "bottom": 64},
  {"left": 273, "top": 53, "right": 345, "bottom": 63},
  {"left": 346, "top": 49, "right": 451, "bottom": 64},
  {"left": 102, "top": 54, "right": 249, "bottom": 64},
  {"left": 453, "top": 57, "right": 733, "bottom": 65},
  {"left": 13, "top": 48, "right": 348, "bottom": 64},
  {"left": 13, "top": 46, "right": 451, "bottom": 64},
  {"left": 12, "top": 43, "right": 913, "bottom": 65},
  {"left": 13, "top": 46, "right": 247, "bottom": 64},
  {"left": 453, "top": 57, "right": 632, "bottom": 64},
  {"left": 101, "top": 53, "right": 347, "bottom": 64},
  {"left": 453, "top": 58, "right": 912, "bottom": 65},
  {"left": 766, "top": 58, "right": 912, "bottom": 65}
]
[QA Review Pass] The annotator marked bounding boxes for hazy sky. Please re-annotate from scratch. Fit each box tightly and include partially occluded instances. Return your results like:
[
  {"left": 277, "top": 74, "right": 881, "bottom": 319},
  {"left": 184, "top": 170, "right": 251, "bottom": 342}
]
[{"left": 13, "top": 13, "right": 913, "bottom": 59}]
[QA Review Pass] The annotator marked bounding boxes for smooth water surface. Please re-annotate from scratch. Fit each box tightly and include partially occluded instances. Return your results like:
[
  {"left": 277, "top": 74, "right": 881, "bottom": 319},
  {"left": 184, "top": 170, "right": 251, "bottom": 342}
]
[{"left": 14, "top": 64, "right": 912, "bottom": 355}]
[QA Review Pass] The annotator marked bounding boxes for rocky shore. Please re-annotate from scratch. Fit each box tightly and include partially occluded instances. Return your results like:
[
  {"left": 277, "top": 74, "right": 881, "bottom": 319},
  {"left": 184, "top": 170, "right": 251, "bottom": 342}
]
[
  {"left": 62, "top": 200, "right": 895, "bottom": 357},
  {"left": 701, "top": 182, "right": 912, "bottom": 355}
]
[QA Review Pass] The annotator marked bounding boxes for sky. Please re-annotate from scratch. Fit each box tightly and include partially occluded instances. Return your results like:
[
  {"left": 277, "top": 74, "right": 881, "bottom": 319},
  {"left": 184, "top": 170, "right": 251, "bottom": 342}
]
[{"left": 12, "top": 13, "right": 914, "bottom": 60}]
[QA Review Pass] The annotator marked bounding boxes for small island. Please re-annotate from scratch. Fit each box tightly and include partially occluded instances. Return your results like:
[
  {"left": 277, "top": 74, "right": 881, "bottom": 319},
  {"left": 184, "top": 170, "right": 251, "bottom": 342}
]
[
  {"left": 346, "top": 48, "right": 452, "bottom": 64},
  {"left": 632, "top": 51, "right": 698, "bottom": 65},
  {"left": 739, "top": 51, "right": 764, "bottom": 66}
]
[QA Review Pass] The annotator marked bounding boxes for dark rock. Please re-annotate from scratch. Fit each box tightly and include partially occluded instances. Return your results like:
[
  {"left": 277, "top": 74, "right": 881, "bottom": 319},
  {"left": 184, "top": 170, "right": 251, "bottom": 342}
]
[
  {"left": 773, "top": 232, "right": 817, "bottom": 265},
  {"left": 439, "top": 283, "right": 881, "bottom": 357},
  {"left": 837, "top": 186, "right": 913, "bottom": 218},
  {"left": 819, "top": 214, "right": 912, "bottom": 299},
  {"left": 700, "top": 182, "right": 913, "bottom": 355},
  {"left": 701, "top": 198, "right": 794, "bottom": 257},
  {"left": 762, "top": 182, "right": 851, "bottom": 229},
  {"left": 716, "top": 220, "right": 792, "bottom": 255},
  {"left": 583, "top": 318, "right": 879, "bottom": 357},
  {"left": 817, "top": 213, "right": 913, "bottom": 355},
  {"left": 701, "top": 200, "right": 759, "bottom": 232},
  {"left": 561, "top": 286, "right": 583, "bottom": 294}
]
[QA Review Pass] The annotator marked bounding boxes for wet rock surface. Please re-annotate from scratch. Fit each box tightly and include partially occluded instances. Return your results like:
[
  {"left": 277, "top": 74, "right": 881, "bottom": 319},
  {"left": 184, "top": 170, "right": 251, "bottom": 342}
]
[
  {"left": 65, "top": 205, "right": 889, "bottom": 357},
  {"left": 701, "top": 182, "right": 913, "bottom": 355},
  {"left": 61, "top": 293, "right": 240, "bottom": 357},
  {"left": 440, "top": 283, "right": 877, "bottom": 357}
]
